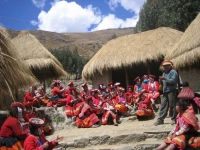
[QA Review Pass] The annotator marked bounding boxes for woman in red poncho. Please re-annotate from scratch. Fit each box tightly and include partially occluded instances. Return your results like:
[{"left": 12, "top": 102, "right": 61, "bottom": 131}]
[
  {"left": 23, "top": 85, "right": 41, "bottom": 108},
  {"left": 114, "top": 87, "right": 128, "bottom": 113},
  {"left": 76, "top": 96, "right": 100, "bottom": 128},
  {"left": 125, "top": 85, "right": 136, "bottom": 106},
  {"left": 65, "top": 82, "right": 84, "bottom": 117},
  {"left": 101, "top": 93, "right": 118, "bottom": 126},
  {"left": 23, "top": 118, "right": 64, "bottom": 150},
  {"left": 0, "top": 106, "right": 29, "bottom": 150},
  {"left": 80, "top": 83, "right": 91, "bottom": 97},
  {"left": 135, "top": 93, "right": 154, "bottom": 117},
  {"left": 156, "top": 100, "right": 200, "bottom": 150}
]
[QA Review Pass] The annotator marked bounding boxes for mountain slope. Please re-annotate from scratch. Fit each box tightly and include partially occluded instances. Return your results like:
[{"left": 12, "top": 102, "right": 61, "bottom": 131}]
[{"left": 7, "top": 27, "right": 134, "bottom": 59}]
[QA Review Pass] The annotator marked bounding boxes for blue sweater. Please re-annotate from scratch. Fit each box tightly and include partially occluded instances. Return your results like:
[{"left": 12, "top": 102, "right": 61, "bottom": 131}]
[{"left": 162, "top": 69, "right": 178, "bottom": 93}]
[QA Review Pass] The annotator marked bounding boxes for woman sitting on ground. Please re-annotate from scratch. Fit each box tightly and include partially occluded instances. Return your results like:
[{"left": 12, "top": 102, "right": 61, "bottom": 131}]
[
  {"left": 102, "top": 93, "right": 118, "bottom": 126},
  {"left": 156, "top": 100, "right": 200, "bottom": 150},
  {"left": 24, "top": 118, "right": 63, "bottom": 150},
  {"left": 125, "top": 85, "right": 135, "bottom": 106},
  {"left": 145, "top": 75, "right": 160, "bottom": 110},
  {"left": 23, "top": 85, "right": 41, "bottom": 108},
  {"left": 135, "top": 93, "right": 153, "bottom": 118},
  {"left": 65, "top": 86, "right": 84, "bottom": 117},
  {"left": 91, "top": 89, "right": 104, "bottom": 116},
  {"left": 76, "top": 95, "right": 100, "bottom": 128},
  {"left": 114, "top": 87, "right": 128, "bottom": 118},
  {"left": 0, "top": 105, "right": 29, "bottom": 149}
]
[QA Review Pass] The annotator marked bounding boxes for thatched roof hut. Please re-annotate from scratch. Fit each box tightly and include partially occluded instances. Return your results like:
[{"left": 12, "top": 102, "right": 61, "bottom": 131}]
[
  {"left": 165, "top": 13, "right": 200, "bottom": 92},
  {"left": 12, "top": 31, "right": 67, "bottom": 80},
  {"left": 0, "top": 26, "right": 36, "bottom": 109},
  {"left": 165, "top": 13, "right": 200, "bottom": 69},
  {"left": 82, "top": 27, "right": 183, "bottom": 81}
]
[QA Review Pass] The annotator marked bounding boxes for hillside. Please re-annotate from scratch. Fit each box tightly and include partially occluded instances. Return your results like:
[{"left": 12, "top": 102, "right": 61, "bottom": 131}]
[{"left": 7, "top": 27, "right": 134, "bottom": 59}]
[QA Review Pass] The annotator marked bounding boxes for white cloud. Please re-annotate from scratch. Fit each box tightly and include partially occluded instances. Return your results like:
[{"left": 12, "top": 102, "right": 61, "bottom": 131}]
[
  {"left": 50, "top": 0, "right": 60, "bottom": 6},
  {"left": 91, "top": 14, "right": 138, "bottom": 31},
  {"left": 108, "top": 0, "right": 146, "bottom": 14},
  {"left": 30, "top": 20, "right": 38, "bottom": 26},
  {"left": 34, "top": 0, "right": 143, "bottom": 32},
  {"left": 32, "top": 0, "right": 46, "bottom": 9},
  {"left": 37, "top": 1, "right": 101, "bottom": 32}
]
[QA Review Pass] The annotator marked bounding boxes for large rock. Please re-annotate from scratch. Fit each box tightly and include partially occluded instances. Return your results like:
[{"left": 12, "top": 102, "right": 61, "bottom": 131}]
[
  {"left": 89, "top": 136, "right": 101, "bottom": 145},
  {"left": 107, "top": 135, "right": 129, "bottom": 145},
  {"left": 74, "top": 138, "right": 90, "bottom": 148},
  {"left": 99, "top": 135, "right": 110, "bottom": 144},
  {"left": 121, "top": 133, "right": 147, "bottom": 144},
  {"left": 40, "top": 106, "right": 74, "bottom": 131},
  {"left": 133, "top": 144, "right": 160, "bottom": 150}
]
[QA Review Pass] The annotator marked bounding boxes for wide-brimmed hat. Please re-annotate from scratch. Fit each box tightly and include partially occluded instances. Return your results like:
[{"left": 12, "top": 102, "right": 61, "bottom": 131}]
[
  {"left": 161, "top": 60, "right": 173, "bottom": 66},
  {"left": 68, "top": 81, "right": 74, "bottom": 86},
  {"left": 141, "top": 75, "right": 148, "bottom": 80},
  {"left": 118, "top": 87, "right": 125, "bottom": 92},
  {"left": 11, "top": 102, "right": 25, "bottom": 110},
  {"left": 127, "top": 85, "right": 133, "bottom": 89},
  {"left": 114, "top": 82, "right": 120, "bottom": 86},
  {"left": 134, "top": 76, "right": 140, "bottom": 82},
  {"left": 81, "top": 83, "right": 87, "bottom": 87},
  {"left": 29, "top": 118, "right": 44, "bottom": 127},
  {"left": 107, "top": 82, "right": 113, "bottom": 87},
  {"left": 149, "top": 75, "right": 156, "bottom": 78}
]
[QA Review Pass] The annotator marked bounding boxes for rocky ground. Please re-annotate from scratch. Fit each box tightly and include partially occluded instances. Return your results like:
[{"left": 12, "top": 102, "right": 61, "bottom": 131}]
[{"left": 44, "top": 107, "right": 180, "bottom": 150}]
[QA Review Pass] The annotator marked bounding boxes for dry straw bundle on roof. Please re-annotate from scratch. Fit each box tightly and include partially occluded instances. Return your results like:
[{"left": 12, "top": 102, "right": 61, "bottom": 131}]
[
  {"left": 165, "top": 13, "right": 200, "bottom": 69},
  {"left": 25, "top": 58, "right": 67, "bottom": 79},
  {"left": 0, "top": 26, "right": 36, "bottom": 108},
  {"left": 82, "top": 27, "right": 183, "bottom": 80},
  {"left": 12, "top": 31, "right": 67, "bottom": 80}
]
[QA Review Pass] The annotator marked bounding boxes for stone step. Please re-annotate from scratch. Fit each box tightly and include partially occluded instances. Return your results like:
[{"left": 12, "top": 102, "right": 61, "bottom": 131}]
[
  {"left": 55, "top": 132, "right": 198, "bottom": 150},
  {"left": 55, "top": 133, "right": 167, "bottom": 149}
]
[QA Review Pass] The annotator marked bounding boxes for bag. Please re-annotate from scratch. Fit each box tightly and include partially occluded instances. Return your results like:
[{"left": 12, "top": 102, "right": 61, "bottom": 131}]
[{"left": 178, "top": 87, "right": 195, "bottom": 100}]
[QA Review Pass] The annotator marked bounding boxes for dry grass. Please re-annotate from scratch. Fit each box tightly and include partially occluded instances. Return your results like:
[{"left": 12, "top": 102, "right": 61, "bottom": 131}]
[
  {"left": 0, "top": 26, "right": 36, "bottom": 108},
  {"left": 12, "top": 31, "right": 67, "bottom": 80},
  {"left": 165, "top": 13, "right": 200, "bottom": 69},
  {"left": 82, "top": 27, "right": 183, "bottom": 80}
]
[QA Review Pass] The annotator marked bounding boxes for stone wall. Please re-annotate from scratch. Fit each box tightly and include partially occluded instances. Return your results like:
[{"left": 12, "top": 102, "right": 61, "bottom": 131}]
[
  {"left": 91, "top": 70, "right": 112, "bottom": 89},
  {"left": 179, "top": 68, "right": 200, "bottom": 92}
]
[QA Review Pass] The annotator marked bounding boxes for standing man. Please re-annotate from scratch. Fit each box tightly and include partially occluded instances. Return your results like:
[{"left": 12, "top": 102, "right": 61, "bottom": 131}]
[{"left": 154, "top": 60, "right": 178, "bottom": 126}]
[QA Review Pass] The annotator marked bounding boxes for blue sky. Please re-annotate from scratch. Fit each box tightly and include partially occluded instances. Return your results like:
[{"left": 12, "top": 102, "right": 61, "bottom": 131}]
[{"left": 0, "top": 0, "right": 146, "bottom": 32}]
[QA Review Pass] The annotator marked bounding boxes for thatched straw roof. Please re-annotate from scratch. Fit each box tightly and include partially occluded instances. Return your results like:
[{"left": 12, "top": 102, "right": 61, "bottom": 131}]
[
  {"left": 12, "top": 31, "right": 67, "bottom": 80},
  {"left": 25, "top": 58, "right": 67, "bottom": 79},
  {"left": 82, "top": 27, "right": 183, "bottom": 80},
  {"left": 0, "top": 26, "right": 36, "bottom": 104},
  {"left": 165, "top": 13, "right": 200, "bottom": 69}
]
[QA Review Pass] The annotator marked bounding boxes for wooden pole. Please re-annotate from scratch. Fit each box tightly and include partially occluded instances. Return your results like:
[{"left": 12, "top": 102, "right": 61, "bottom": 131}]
[
  {"left": 43, "top": 80, "right": 46, "bottom": 94},
  {"left": 146, "top": 61, "right": 151, "bottom": 75},
  {"left": 43, "top": 72, "right": 46, "bottom": 94},
  {"left": 125, "top": 68, "right": 129, "bottom": 90}
]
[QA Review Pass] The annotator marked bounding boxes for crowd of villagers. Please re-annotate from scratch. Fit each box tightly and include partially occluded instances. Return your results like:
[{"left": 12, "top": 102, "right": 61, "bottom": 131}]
[
  {"left": 23, "top": 74, "right": 161, "bottom": 128},
  {"left": 0, "top": 74, "right": 161, "bottom": 150},
  {"left": 1, "top": 61, "right": 200, "bottom": 149}
]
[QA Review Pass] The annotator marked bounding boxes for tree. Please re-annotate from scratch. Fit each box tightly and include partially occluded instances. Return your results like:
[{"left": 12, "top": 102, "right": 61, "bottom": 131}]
[
  {"left": 135, "top": 0, "right": 200, "bottom": 32},
  {"left": 49, "top": 46, "right": 88, "bottom": 79},
  {"left": 110, "top": 33, "right": 117, "bottom": 40}
]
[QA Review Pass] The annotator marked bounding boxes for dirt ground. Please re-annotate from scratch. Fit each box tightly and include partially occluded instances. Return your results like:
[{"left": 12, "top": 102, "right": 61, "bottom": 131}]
[{"left": 46, "top": 112, "right": 176, "bottom": 149}]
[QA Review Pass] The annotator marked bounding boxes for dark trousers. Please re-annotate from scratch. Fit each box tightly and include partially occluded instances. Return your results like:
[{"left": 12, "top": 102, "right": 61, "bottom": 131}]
[{"left": 157, "top": 90, "right": 178, "bottom": 122}]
